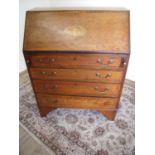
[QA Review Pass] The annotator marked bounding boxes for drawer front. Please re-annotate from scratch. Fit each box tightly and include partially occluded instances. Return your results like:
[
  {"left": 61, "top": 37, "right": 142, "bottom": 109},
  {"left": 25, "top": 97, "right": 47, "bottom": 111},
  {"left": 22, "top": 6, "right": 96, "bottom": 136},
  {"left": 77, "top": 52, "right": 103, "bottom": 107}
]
[
  {"left": 37, "top": 94, "right": 119, "bottom": 109},
  {"left": 27, "top": 54, "right": 124, "bottom": 69},
  {"left": 33, "top": 80, "right": 121, "bottom": 97},
  {"left": 30, "top": 68, "right": 123, "bottom": 83}
]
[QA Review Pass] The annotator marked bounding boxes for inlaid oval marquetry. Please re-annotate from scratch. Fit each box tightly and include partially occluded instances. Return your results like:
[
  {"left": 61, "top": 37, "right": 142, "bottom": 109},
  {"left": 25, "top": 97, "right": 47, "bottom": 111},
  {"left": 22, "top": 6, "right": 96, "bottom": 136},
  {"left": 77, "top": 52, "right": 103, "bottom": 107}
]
[{"left": 64, "top": 25, "right": 86, "bottom": 37}]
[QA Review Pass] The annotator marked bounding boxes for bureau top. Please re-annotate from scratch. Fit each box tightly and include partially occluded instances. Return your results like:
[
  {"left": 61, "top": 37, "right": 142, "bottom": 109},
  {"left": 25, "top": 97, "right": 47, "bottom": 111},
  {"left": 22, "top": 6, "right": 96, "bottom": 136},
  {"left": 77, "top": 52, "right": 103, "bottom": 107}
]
[{"left": 23, "top": 10, "right": 130, "bottom": 54}]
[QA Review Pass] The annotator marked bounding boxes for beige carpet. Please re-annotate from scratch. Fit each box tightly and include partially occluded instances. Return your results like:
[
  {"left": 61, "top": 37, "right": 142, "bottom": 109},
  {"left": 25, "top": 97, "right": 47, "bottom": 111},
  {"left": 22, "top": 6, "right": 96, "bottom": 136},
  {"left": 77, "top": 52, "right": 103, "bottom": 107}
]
[{"left": 19, "top": 71, "right": 135, "bottom": 155}]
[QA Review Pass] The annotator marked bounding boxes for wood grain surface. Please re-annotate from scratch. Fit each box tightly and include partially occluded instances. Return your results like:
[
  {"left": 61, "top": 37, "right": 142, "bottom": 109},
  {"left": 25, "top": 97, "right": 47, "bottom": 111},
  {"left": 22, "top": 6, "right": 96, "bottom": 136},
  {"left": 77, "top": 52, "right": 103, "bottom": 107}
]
[
  {"left": 37, "top": 94, "right": 119, "bottom": 109},
  {"left": 33, "top": 80, "right": 121, "bottom": 97},
  {"left": 30, "top": 68, "right": 123, "bottom": 83},
  {"left": 26, "top": 53, "right": 125, "bottom": 69},
  {"left": 24, "top": 10, "right": 130, "bottom": 53}
]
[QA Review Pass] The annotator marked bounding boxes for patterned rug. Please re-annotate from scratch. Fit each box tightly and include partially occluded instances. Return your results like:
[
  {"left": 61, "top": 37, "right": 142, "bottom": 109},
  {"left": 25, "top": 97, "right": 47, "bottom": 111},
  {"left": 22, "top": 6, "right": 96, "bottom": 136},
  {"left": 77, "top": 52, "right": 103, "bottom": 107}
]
[{"left": 19, "top": 71, "right": 135, "bottom": 155}]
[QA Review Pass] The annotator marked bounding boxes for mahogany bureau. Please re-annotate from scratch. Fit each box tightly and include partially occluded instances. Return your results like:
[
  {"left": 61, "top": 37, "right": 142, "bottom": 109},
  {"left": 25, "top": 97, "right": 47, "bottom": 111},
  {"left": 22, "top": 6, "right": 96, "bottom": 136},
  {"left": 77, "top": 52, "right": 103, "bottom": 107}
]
[{"left": 23, "top": 9, "right": 130, "bottom": 120}]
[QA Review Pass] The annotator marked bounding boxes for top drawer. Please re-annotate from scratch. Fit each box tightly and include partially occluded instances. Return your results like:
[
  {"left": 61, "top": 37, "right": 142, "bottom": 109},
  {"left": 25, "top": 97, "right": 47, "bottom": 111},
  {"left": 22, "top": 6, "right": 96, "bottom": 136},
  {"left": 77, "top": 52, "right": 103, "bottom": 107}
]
[{"left": 25, "top": 54, "right": 127, "bottom": 69}]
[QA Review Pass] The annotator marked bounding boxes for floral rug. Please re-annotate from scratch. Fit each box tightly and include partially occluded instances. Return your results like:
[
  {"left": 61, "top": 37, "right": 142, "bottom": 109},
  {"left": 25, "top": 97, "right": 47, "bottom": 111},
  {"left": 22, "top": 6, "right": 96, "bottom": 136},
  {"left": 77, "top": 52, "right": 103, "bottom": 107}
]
[{"left": 19, "top": 71, "right": 135, "bottom": 155}]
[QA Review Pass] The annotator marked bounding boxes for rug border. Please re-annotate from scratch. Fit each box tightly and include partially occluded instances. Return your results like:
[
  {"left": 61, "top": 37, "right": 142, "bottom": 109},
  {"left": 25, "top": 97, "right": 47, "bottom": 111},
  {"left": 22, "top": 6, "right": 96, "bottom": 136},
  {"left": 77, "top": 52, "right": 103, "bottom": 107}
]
[{"left": 20, "top": 122, "right": 56, "bottom": 155}]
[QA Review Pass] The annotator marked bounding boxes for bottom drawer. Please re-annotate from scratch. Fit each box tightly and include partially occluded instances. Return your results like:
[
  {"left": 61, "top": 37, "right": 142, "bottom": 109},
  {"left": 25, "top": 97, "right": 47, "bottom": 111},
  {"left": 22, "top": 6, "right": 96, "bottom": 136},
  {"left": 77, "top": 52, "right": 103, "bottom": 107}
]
[{"left": 36, "top": 94, "right": 119, "bottom": 109}]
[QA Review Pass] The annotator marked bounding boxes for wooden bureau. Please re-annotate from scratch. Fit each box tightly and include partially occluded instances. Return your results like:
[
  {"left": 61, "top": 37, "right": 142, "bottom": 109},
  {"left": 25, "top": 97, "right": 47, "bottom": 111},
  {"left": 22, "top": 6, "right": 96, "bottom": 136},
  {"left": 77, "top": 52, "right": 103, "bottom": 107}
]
[{"left": 23, "top": 9, "right": 130, "bottom": 120}]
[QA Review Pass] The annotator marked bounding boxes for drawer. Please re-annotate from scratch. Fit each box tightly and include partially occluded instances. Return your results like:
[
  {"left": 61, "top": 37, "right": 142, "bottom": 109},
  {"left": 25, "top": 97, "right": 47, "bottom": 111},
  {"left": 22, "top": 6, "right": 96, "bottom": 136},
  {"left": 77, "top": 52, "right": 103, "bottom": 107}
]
[
  {"left": 37, "top": 94, "right": 119, "bottom": 109},
  {"left": 26, "top": 54, "right": 125, "bottom": 69},
  {"left": 30, "top": 68, "right": 123, "bottom": 83},
  {"left": 33, "top": 80, "right": 121, "bottom": 97}
]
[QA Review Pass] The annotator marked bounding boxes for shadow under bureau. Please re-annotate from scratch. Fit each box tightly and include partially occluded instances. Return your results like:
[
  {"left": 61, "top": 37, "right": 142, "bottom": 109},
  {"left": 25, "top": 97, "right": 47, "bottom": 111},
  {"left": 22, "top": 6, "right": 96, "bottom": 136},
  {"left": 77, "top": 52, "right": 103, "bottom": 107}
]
[{"left": 23, "top": 9, "right": 130, "bottom": 120}]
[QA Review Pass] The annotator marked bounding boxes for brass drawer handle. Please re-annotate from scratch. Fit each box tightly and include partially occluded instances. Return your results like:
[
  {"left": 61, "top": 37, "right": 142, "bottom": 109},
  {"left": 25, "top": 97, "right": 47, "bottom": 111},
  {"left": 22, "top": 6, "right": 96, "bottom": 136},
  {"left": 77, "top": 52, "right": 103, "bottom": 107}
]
[
  {"left": 50, "top": 58, "right": 55, "bottom": 62},
  {"left": 96, "top": 58, "right": 103, "bottom": 64},
  {"left": 38, "top": 58, "right": 49, "bottom": 64},
  {"left": 105, "top": 73, "right": 112, "bottom": 78},
  {"left": 97, "top": 58, "right": 114, "bottom": 65},
  {"left": 95, "top": 87, "right": 109, "bottom": 93},
  {"left": 108, "top": 59, "right": 114, "bottom": 64},
  {"left": 51, "top": 85, "right": 58, "bottom": 89},
  {"left": 39, "top": 59, "right": 43, "bottom": 62},
  {"left": 41, "top": 71, "right": 56, "bottom": 76},
  {"left": 41, "top": 71, "right": 46, "bottom": 74},
  {"left": 38, "top": 58, "right": 55, "bottom": 63},
  {"left": 96, "top": 73, "right": 112, "bottom": 78}
]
